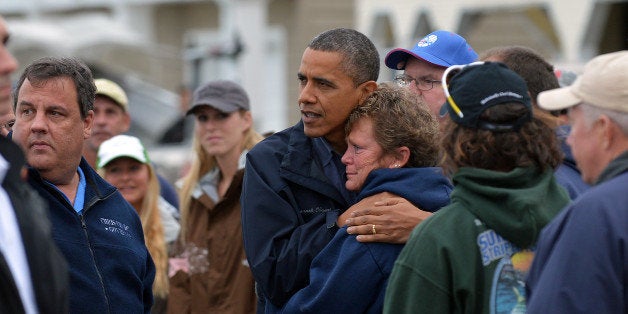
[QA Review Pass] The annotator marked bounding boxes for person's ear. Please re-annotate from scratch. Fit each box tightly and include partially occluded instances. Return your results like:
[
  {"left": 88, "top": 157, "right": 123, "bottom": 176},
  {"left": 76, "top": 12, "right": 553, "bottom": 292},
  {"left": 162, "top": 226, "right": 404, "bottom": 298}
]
[
  {"left": 359, "top": 81, "right": 378, "bottom": 103},
  {"left": 598, "top": 114, "right": 621, "bottom": 151},
  {"left": 388, "top": 146, "right": 410, "bottom": 168},
  {"left": 83, "top": 110, "right": 94, "bottom": 139},
  {"left": 241, "top": 110, "right": 253, "bottom": 131},
  {"left": 121, "top": 112, "right": 131, "bottom": 132}
]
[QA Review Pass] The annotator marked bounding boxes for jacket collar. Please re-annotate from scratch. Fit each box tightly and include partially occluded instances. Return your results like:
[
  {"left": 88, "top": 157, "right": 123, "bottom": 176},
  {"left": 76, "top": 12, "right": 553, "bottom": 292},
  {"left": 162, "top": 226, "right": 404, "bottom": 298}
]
[
  {"left": 28, "top": 157, "right": 117, "bottom": 210},
  {"left": 596, "top": 150, "right": 628, "bottom": 185},
  {"left": 279, "top": 121, "right": 346, "bottom": 205}
]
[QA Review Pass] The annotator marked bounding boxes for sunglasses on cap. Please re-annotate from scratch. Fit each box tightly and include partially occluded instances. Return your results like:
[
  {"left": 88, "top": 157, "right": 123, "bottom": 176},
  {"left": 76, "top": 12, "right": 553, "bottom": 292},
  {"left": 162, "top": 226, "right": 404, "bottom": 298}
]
[{"left": 441, "top": 61, "right": 486, "bottom": 118}]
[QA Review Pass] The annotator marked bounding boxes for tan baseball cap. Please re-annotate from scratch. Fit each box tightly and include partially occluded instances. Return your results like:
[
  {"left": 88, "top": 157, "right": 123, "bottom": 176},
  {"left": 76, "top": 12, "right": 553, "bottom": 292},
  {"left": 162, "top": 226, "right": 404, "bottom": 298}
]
[
  {"left": 95, "top": 78, "right": 129, "bottom": 112},
  {"left": 538, "top": 51, "right": 628, "bottom": 113}
]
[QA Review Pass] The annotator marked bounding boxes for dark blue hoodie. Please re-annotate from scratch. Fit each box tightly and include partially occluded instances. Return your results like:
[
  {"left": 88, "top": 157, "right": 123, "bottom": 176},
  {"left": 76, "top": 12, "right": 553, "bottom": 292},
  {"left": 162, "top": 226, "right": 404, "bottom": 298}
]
[
  {"left": 554, "top": 125, "right": 589, "bottom": 199},
  {"left": 268, "top": 167, "right": 452, "bottom": 313},
  {"left": 27, "top": 158, "right": 155, "bottom": 313}
]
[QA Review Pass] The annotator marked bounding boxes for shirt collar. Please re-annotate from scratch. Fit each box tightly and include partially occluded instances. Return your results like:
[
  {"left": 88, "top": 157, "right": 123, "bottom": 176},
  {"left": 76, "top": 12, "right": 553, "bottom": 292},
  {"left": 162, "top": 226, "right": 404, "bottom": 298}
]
[
  {"left": 312, "top": 137, "right": 337, "bottom": 167},
  {"left": 193, "top": 149, "right": 250, "bottom": 200}
]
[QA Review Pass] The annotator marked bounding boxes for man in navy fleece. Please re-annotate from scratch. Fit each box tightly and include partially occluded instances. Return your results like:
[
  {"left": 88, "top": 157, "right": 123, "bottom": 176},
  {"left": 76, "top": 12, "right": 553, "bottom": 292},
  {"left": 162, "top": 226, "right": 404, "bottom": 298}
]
[{"left": 12, "top": 56, "right": 155, "bottom": 313}]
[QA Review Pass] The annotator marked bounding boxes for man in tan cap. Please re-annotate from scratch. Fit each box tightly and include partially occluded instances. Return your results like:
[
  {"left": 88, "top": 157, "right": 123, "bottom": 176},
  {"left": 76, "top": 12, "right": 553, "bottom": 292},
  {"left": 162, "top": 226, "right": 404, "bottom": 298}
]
[
  {"left": 83, "top": 78, "right": 131, "bottom": 168},
  {"left": 526, "top": 50, "right": 628, "bottom": 313}
]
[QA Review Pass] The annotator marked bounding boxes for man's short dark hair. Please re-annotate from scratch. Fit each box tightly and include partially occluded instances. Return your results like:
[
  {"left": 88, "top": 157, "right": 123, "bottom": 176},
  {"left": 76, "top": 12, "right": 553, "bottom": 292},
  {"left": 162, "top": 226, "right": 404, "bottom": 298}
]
[
  {"left": 13, "top": 57, "right": 96, "bottom": 119},
  {"left": 308, "top": 28, "right": 380, "bottom": 86}
]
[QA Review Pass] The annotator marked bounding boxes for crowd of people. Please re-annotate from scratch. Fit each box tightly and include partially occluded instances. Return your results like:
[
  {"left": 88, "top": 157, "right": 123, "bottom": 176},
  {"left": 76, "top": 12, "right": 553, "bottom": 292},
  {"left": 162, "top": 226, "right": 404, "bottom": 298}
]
[{"left": 0, "top": 12, "right": 626, "bottom": 314}]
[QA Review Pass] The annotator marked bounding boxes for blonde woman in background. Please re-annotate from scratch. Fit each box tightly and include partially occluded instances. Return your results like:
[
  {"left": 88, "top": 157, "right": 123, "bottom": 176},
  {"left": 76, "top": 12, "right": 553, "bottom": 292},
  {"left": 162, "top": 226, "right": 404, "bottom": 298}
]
[
  {"left": 97, "top": 134, "right": 179, "bottom": 313},
  {"left": 168, "top": 80, "right": 263, "bottom": 314}
]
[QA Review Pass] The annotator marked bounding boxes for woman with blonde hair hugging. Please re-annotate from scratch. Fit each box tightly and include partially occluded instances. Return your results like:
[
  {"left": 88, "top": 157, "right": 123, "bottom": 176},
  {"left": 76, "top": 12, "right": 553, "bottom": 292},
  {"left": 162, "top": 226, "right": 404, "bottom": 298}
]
[
  {"left": 97, "top": 134, "right": 179, "bottom": 313},
  {"left": 168, "top": 80, "right": 263, "bottom": 313}
]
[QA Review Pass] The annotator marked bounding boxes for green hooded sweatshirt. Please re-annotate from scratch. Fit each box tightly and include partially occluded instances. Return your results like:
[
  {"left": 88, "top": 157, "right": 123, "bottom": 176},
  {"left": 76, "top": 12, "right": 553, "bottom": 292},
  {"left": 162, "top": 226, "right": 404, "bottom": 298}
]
[{"left": 384, "top": 167, "right": 570, "bottom": 314}]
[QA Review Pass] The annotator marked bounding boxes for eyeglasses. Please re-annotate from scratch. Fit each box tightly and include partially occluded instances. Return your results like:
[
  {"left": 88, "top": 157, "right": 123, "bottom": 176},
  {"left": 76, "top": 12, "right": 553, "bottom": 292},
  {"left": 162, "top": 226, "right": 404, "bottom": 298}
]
[
  {"left": 394, "top": 74, "right": 441, "bottom": 91},
  {"left": 442, "top": 61, "right": 486, "bottom": 118}
]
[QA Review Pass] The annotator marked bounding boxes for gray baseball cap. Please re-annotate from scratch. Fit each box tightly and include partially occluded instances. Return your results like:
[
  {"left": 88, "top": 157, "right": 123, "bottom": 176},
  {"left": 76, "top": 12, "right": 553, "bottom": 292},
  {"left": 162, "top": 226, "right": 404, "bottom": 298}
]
[{"left": 186, "top": 80, "right": 250, "bottom": 115}]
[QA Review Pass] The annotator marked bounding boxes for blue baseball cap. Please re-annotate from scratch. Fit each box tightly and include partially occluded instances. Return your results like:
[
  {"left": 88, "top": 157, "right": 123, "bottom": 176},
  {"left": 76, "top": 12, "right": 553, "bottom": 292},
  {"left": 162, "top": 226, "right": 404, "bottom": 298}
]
[{"left": 384, "top": 30, "right": 478, "bottom": 70}]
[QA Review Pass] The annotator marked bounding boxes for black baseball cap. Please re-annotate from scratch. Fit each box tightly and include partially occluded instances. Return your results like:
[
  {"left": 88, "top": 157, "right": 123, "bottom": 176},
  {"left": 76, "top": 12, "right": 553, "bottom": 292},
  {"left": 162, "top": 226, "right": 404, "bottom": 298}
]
[{"left": 440, "top": 62, "right": 532, "bottom": 132}]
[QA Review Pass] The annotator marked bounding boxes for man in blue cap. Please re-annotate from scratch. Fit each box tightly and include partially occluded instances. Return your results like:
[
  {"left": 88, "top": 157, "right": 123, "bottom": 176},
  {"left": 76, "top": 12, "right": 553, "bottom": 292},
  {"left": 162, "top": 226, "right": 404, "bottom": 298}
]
[{"left": 385, "top": 30, "right": 477, "bottom": 119}]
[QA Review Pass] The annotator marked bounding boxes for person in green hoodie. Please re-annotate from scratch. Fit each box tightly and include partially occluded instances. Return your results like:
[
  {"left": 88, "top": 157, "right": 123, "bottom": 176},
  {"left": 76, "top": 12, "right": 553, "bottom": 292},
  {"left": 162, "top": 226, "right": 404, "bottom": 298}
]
[{"left": 383, "top": 62, "right": 570, "bottom": 314}]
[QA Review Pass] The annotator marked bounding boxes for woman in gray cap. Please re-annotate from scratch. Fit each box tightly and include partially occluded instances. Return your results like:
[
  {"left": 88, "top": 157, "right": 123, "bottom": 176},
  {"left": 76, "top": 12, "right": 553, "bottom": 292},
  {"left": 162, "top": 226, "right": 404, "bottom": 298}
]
[{"left": 168, "top": 80, "right": 263, "bottom": 313}]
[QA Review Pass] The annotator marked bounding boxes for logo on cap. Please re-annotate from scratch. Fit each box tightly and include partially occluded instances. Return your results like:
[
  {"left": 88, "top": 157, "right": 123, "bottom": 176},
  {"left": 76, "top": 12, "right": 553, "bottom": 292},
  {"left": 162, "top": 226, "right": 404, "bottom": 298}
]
[{"left": 417, "top": 34, "right": 437, "bottom": 47}]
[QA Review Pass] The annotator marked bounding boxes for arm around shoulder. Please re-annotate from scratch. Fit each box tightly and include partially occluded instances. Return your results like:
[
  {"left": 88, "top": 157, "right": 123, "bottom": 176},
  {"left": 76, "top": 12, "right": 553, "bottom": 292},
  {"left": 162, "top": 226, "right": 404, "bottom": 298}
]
[{"left": 344, "top": 193, "right": 432, "bottom": 243}]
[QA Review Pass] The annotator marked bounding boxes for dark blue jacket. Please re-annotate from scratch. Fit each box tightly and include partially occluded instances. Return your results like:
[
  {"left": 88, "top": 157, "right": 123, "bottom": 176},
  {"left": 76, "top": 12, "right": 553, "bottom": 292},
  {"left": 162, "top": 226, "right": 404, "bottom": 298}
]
[
  {"left": 27, "top": 158, "right": 155, "bottom": 314},
  {"left": 241, "top": 121, "right": 349, "bottom": 307},
  {"left": 269, "top": 168, "right": 452, "bottom": 313},
  {"left": 526, "top": 151, "right": 628, "bottom": 313},
  {"left": 554, "top": 125, "right": 589, "bottom": 199},
  {"left": 157, "top": 173, "right": 179, "bottom": 210}
]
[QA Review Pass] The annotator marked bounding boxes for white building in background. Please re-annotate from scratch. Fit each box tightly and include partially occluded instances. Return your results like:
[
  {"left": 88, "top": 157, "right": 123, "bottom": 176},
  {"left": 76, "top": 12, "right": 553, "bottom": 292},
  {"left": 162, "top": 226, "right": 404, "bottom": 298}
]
[
  {"left": 1, "top": 0, "right": 290, "bottom": 139},
  {"left": 358, "top": 0, "right": 627, "bottom": 79},
  {"left": 1, "top": 0, "right": 626, "bottom": 139}
]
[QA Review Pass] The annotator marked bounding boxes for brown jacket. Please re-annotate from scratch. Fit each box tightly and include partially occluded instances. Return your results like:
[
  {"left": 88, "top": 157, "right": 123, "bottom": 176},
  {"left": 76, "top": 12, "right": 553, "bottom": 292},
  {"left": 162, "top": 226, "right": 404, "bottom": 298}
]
[{"left": 168, "top": 170, "right": 256, "bottom": 313}]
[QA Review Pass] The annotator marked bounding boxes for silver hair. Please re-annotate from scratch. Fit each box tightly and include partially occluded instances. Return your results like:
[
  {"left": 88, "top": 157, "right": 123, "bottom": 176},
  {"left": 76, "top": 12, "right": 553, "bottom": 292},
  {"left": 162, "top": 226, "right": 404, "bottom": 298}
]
[{"left": 580, "top": 102, "right": 628, "bottom": 136}]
